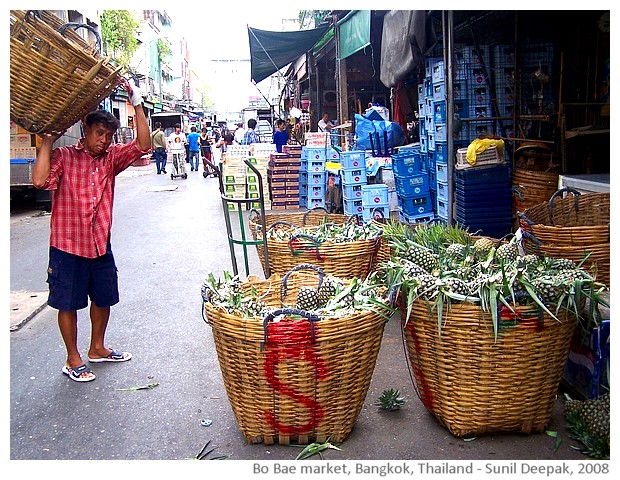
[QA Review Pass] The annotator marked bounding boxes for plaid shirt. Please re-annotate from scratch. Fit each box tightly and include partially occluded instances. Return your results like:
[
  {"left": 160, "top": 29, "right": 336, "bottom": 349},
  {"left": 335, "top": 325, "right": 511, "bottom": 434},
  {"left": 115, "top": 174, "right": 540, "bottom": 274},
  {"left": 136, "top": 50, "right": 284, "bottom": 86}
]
[
  {"left": 242, "top": 128, "right": 260, "bottom": 145},
  {"left": 39, "top": 139, "right": 148, "bottom": 258}
]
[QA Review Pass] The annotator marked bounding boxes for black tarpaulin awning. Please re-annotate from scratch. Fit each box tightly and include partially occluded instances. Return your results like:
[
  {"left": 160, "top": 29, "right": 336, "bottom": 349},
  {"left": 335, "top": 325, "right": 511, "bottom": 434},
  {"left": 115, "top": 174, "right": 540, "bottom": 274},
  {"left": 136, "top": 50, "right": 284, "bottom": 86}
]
[
  {"left": 248, "top": 25, "right": 330, "bottom": 84},
  {"left": 379, "top": 10, "right": 437, "bottom": 88}
]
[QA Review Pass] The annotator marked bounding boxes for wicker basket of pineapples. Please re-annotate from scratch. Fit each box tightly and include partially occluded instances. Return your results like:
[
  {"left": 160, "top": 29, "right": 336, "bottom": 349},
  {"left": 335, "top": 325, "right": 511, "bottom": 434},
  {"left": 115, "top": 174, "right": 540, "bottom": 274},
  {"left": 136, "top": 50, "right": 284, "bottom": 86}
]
[
  {"left": 250, "top": 215, "right": 384, "bottom": 279},
  {"left": 201, "top": 264, "right": 393, "bottom": 445},
  {"left": 379, "top": 223, "right": 608, "bottom": 437}
]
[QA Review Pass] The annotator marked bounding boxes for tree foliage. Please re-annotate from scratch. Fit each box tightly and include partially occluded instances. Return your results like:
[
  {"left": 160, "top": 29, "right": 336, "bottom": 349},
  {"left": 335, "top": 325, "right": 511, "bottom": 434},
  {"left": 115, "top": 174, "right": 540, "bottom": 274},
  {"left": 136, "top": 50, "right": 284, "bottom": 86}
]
[
  {"left": 298, "top": 10, "right": 332, "bottom": 29},
  {"left": 156, "top": 38, "right": 171, "bottom": 66},
  {"left": 100, "top": 10, "right": 139, "bottom": 68}
]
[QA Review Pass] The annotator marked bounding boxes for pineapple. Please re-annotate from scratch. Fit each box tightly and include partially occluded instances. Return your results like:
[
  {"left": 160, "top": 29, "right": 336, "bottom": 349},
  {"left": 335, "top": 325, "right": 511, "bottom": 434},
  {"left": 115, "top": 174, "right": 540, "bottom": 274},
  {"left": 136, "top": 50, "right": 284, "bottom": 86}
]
[
  {"left": 399, "top": 258, "right": 429, "bottom": 278},
  {"left": 376, "top": 388, "right": 406, "bottom": 411},
  {"left": 296, "top": 286, "right": 320, "bottom": 311},
  {"left": 564, "top": 392, "right": 610, "bottom": 459},
  {"left": 317, "top": 277, "right": 341, "bottom": 307},
  {"left": 405, "top": 243, "right": 439, "bottom": 274},
  {"left": 442, "top": 277, "right": 471, "bottom": 297},
  {"left": 495, "top": 242, "right": 519, "bottom": 264},
  {"left": 473, "top": 237, "right": 495, "bottom": 259},
  {"left": 445, "top": 242, "right": 466, "bottom": 262}
]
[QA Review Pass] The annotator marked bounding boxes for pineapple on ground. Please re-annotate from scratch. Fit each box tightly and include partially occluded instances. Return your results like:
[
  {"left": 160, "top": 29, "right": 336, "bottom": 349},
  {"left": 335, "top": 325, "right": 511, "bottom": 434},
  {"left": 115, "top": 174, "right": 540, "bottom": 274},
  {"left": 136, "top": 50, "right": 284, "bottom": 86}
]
[
  {"left": 376, "top": 388, "right": 406, "bottom": 411},
  {"left": 564, "top": 392, "right": 610, "bottom": 459}
]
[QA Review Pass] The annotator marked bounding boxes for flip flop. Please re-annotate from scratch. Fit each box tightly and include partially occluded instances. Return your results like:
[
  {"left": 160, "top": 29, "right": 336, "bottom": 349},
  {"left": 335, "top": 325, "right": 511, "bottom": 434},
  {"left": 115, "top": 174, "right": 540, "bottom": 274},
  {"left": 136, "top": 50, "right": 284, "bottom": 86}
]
[
  {"left": 62, "top": 364, "right": 96, "bottom": 382},
  {"left": 88, "top": 349, "right": 132, "bottom": 363}
]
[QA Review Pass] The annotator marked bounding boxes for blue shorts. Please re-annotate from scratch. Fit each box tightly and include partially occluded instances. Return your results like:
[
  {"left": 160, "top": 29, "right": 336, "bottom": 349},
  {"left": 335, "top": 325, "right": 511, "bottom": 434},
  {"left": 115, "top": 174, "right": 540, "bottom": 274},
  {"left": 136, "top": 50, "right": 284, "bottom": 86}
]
[{"left": 46, "top": 246, "right": 119, "bottom": 311}]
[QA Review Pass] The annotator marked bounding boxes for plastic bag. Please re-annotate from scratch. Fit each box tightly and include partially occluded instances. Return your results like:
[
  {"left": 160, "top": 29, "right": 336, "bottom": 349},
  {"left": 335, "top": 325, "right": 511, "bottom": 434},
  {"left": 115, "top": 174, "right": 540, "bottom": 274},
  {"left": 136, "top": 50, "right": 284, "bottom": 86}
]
[{"left": 354, "top": 114, "right": 406, "bottom": 154}]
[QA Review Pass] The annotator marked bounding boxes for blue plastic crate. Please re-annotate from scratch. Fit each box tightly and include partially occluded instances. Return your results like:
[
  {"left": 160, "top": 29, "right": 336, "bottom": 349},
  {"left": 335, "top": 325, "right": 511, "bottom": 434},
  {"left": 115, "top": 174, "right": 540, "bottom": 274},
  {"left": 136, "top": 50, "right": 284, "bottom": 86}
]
[
  {"left": 454, "top": 164, "right": 511, "bottom": 185},
  {"left": 436, "top": 198, "right": 449, "bottom": 219},
  {"left": 308, "top": 160, "right": 326, "bottom": 173},
  {"left": 432, "top": 80, "right": 446, "bottom": 102},
  {"left": 342, "top": 183, "right": 363, "bottom": 200},
  {"left": 307, "top": 171, "right": 326, "bottom": 186},
  {"left": 434, "top": 123, "right": 448, "bottom": 142},
  {"left": 398, "top": 194, "right": 433, "bottom": 216},
  {"left": 299, "top": 195, "right": 308, "bottom": 207},
  {"left": 306, "top": 197, "right": 326, "bottom": 209},
  {"left": 341, "top": 168, "right": 367, "bottom": 185},
  {"left": 391, "top": 151, "right": 422, "bottom": 177},
  {"left": 436, "top": 163, "right": 448, "bottom": 184},
  {"left": 309, "top": 185, "right": 325, "bottom": 198},
  {"left": 394, "top": 173, "right": 430, "bottom": 197},
  {"left": 436, "top": 179, "right": 450, "bottom": 201},
  {"left": 434, "top": 101, "right": 447, "bottom": 123},
  {"left": 435, "top": 142, "right": 448, "bottom": 165},
  {"left": 304, "top": 147, "right": 327, "bottom": 161},
  {"left": 399, "top": 210, "right": 434, "bottom": 225},
  {"left": 343, "top": 198, "right": 364, "bottom": 216},
  {"left": 362, "top": 204, "right": 390, "bottom": 223},
  {"left": 339, "top": 151, "right": 365, "bottom": 169},
  {"left": 361, "top": 184, "right": 389, "bottom": 206}
]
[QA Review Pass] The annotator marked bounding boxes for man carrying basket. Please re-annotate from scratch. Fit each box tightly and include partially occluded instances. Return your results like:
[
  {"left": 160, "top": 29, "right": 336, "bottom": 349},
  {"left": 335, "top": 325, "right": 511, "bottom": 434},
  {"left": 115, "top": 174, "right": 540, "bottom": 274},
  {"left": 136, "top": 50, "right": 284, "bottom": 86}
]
[{"left": 32, "top": 80, "right": 151, "bottom": 382}]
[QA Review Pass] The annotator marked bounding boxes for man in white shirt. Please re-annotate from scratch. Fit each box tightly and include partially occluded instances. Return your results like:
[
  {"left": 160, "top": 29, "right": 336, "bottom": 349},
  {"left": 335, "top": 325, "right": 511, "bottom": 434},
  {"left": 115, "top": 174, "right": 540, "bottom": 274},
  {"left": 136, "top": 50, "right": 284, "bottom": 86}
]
[
  {"left": 318, "top": 112, "right": 334, "bottom": 132},
  {"left": 233, "top": 122, "right": 245, "bottom": 144}
]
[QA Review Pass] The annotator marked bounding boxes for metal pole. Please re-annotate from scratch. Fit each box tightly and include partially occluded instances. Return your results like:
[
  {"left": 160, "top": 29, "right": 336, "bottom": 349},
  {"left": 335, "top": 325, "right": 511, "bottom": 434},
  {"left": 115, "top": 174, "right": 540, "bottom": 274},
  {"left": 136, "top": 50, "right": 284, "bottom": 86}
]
[{"left": 444, "top": 10, "right": 454, "bottom": 225}]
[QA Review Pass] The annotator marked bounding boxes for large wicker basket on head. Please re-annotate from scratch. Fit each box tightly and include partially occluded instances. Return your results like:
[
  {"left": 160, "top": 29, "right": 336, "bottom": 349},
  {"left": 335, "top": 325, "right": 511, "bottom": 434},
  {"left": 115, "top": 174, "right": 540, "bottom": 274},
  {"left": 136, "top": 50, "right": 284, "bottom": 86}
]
[
  {"left": 10, "top": 10, "right": 123, "bottom": 134},
  {"left": 518, "top": 188, "right": 610, "bottom": 286},
  {"left": 202, "top": 264, "right": 390, "bottom": 445},
  {"left": 401, "top": 299, "right": 577, "bottom": 437},
  {"left": 249, "top": 209, "right": 383, "bottom": 279}
]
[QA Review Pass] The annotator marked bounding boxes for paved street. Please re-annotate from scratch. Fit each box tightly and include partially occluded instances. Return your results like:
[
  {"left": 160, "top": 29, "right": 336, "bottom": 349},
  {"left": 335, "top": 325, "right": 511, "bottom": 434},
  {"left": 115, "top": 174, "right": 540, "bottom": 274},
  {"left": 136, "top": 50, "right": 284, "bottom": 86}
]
[{"left": 9, "top": 158, "right": 587, "bottom": 475}]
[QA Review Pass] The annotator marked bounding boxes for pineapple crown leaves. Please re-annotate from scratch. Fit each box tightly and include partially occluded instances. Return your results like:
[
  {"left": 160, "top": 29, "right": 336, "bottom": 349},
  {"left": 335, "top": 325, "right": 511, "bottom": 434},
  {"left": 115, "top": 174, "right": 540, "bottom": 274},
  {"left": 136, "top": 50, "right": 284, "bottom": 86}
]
[{"left": 376, "top": 388, "right": 406, "bottom": 411}]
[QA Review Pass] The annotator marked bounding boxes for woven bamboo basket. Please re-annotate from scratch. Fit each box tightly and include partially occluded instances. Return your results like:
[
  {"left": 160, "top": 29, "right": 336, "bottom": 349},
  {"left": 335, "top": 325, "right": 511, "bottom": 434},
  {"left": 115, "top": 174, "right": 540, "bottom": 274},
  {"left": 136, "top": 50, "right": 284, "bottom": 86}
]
[
  {"left": 518, "top": 189, "right": 610, "bottom": 286},
  {"left": 202, "top": 265, "right": 390, "bottom": 445},
  {"left": 248, "top": 207, "right": 350, "bottom": 233},
  {"left": 401, "top": 299, "right": 577, "bottom": 437},
  {"left": 250, "top": 214, "right": 384, "bottom": 279},
  {"left": 10, "top": 10, "right": 123, "bottom": 133},
  {"left": 512, "top": 167, "right": 559, "bottom": 217}
]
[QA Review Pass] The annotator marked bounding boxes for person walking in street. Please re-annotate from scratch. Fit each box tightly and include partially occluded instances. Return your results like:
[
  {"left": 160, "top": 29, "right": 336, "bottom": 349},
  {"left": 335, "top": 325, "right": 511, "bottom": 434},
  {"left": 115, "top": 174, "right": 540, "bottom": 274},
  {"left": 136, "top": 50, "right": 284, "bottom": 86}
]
[
  {"left": 199, "top": 127, "right": 215, "bottom": 177},
  {"left": 167, "top": 124, "right": 186, "bottom": 175},
  {"left": 151, "top": 121, "right": 167, "bottom": 174},
  {"left": 241, "top": 118, "right": 260, "bottom": 145},
  {"left": 215, "top": 133, "right": 234, "bottom": 172},
  {"left": 186, "top": 126, "right": 201, "bottom": 172},
  {"left": 273, "top": 119, "right": 289, "bottom": 153},
  {"left": 31, "top": 79, "right": 151, "bottom": 383}
]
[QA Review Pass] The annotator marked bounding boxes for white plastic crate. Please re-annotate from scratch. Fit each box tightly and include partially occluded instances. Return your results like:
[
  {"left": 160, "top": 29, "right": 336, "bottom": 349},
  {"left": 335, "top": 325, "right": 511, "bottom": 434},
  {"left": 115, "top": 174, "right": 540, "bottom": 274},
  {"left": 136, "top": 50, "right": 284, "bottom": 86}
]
[{"left": 455, "top": 146, "right": 502, "bottom": 169}]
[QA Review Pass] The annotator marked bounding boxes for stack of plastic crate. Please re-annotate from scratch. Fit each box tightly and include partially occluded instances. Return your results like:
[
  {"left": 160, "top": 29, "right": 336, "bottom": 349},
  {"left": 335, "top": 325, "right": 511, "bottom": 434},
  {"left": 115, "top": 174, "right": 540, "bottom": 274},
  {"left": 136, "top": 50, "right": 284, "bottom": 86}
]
[
  {"left": 340, "top": 150, "right": 367, "bottom": 216},
  {"left": 463, "top": 45, "right": 494, "bottom": 140},
  {"left": 492, "top": 44, "right": 516, "bottom": 143},
  {"left": 300, "top": 146, "right": 327, "bottom": 209},
  {"left": 392, "top": 147, "right": 433, "bottom": 223},
  {"left": 247, "top": 144, "right": 275, "bottom": 210},
  {"left": 454, "top": 163, "right": 513, "bottom": 239}
]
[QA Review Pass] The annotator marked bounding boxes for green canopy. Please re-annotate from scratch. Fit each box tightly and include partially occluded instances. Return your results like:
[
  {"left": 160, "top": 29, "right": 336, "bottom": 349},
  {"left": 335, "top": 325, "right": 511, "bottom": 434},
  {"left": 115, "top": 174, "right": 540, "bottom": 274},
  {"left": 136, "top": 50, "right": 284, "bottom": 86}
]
[{"left": 248, "top": 25, "right": 330, "bottom": 84}]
